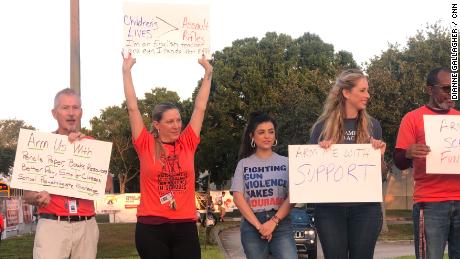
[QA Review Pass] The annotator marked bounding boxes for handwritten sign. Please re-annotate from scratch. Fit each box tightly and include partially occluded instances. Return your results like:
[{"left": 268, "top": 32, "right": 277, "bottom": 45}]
[
  {"left": 11, "top": 129, "right": 112, "bottom": 200},
  {"left": 288, "top": 144, "right": 382, "bottom": 203},
  {"left": 123, "top": 2, "right": 210, "bottom": 58},
  {"left": 424, "top": 115, "right": 460, "bottom": 174}
]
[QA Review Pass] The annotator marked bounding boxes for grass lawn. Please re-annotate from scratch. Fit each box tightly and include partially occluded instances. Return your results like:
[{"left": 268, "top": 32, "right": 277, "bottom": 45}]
[
  {"left": 386, "top": 209, "right": 412, "bottom": 220},
  {"left": 379, "top": 224, "right": 413, "bottom": 241},
  {"left": 0, "top": 221, "right": 234, "bottom": 259}
]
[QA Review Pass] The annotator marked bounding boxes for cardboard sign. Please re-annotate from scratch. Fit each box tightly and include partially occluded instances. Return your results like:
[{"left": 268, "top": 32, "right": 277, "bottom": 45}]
[
  {"left": 123, "top": 2, "right": 210, "bottom": 58},
  {"left": 424, "top": 115, "right": 460, "bottom": 174},
  {"left": 11, "top": 129, "right": 112, "bottom": 200},
  {"left": 289, "top": 144, "right": 382, "bottom": 203}
]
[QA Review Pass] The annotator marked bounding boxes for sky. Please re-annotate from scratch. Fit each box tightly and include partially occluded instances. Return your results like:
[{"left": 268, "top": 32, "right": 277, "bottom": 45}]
[{"left": 0, "top": 0, "right": 450, "bottom": 132}]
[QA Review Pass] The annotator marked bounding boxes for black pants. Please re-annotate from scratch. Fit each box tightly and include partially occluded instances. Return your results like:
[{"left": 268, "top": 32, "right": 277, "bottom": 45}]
[{"left": 135, "top": 222, "right": 201, "bottom": 259}]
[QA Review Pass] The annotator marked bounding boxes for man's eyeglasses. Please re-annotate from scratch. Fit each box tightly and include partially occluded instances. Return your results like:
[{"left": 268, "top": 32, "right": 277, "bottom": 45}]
[{"left": 432, "top": 84, "right": 451, "bottom": 93}]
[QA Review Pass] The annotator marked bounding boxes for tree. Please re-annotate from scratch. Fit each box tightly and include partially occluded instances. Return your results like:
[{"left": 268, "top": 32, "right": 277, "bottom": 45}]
[
  {"left": 366, "top": 24, "right": 453, "bottom": 159},
  {"left": 87, "top": 106, "right": 138, "bottom": 193},
  {"left": 195, "top": 32, "right": 357, "bottom": 185},
  {"left": 0, "top": 119, "right": 35, "bottom": 175}
]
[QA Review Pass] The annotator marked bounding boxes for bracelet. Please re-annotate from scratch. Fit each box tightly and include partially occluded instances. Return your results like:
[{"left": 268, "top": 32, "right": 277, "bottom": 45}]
[{"left": 271, "top": 215, "right": 280, "bottom": 226}]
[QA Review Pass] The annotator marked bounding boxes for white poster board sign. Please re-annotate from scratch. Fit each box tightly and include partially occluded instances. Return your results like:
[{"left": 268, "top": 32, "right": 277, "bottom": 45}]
[
  {"left": 424, "top": 115, "right": 460, "bottom": 174},
  {"left": 11, "top": 129, "right": 112, "bottom": 200},
  {"left": 123, "top": 2, "right": 210, "bottom": 58},
  {"left": 289, "top": 144, "right": 382, "bottom": 203}
]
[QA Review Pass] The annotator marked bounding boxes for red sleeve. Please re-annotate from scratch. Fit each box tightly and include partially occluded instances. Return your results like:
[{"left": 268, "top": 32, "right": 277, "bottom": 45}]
[
  {"left": 178, "top": 124, "right": 200, "bottom": 152},
  {"left": 395, "top": 112, "right": 417, "bottom": 149},
  {"left": 132, "top": 127, "right": 153, "bottom": 156}
]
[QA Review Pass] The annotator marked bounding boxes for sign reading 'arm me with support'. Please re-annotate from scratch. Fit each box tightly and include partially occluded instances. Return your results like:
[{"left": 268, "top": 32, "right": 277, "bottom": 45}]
[
  {"left": 123, "top": 2, "right": 210, "bottom": 58},
  {"left": 288, "top": 144, "right": 382, "bottom": 203},
  {"left": 424, "top": 115, "right": 460, "bottom": 174},
  {"left": 10, "top": 129, "right": 112, "bottom": 200}
]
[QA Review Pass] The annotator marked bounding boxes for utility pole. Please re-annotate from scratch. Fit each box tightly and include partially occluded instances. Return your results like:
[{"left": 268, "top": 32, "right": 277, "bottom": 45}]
[{"left": 70, "top": 0, "right": 81, "bottom": 129}]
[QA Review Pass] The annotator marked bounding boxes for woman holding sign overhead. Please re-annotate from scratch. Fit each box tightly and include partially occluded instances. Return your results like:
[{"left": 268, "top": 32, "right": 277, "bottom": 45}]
[
  {"left": 122, "top": 52, "right": 212, "bottom": 259},
  {"left": 230, "top": 112, "right": 297, "bottom": 259},
  {"left": 309, "top": 69, "right": 386, "bottom": 259}
]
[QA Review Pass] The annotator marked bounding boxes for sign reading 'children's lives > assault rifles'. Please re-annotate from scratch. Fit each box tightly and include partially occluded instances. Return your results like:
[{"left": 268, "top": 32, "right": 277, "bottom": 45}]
[
  {"left": 10, "top": 129, "right": 112, "bottom": 200},
  {"left": 123, "top": 2, "right": 210, "bottom": 58}
]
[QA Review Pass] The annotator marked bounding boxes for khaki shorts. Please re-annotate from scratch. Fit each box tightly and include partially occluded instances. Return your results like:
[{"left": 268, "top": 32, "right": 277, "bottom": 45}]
[{"left": 33, "top": 217, "right": 99, "bottom": 259}]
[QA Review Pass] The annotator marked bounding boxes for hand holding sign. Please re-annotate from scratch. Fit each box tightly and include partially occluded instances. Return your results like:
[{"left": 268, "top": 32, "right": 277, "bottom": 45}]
[
  {"left": 405, "top": 143, "right": 431, "bottom": 159},
  {"left": 370, "top": 137, "right": 386, "bottom": 155},
  {"left": 34, "top": 191, "right": 51, "bottom": 207},
  {"left": 122, "top": 51, "right": 136, "bottom": 73},
  {"left": 198, "top": 54, "right": 212, "bottom": 74}
]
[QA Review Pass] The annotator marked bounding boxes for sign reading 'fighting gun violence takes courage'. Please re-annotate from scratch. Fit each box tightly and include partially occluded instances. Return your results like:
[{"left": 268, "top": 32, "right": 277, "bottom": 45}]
[
  {"left": 10, "top": 129, "right": 112, "bottom": 200},
  {"left": 289, "top": 144, "right": 382, "bottom": 203}
]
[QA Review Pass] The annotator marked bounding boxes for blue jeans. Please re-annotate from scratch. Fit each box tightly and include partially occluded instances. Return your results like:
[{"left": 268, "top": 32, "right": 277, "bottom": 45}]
[
  {"left": 240, "top": 210, "right": 297, "bottom": 259},
  {"left": 315, "top": 203, "right": 382, "bottom": 259},
  {"left": 413, "top": 201, "right": 460, "bottom": 259}
]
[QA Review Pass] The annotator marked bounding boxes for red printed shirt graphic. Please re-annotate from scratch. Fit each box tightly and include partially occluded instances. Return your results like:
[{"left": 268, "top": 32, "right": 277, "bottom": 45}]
[{"left": 133, "top": 125, "right": 199, "bottom": 219}]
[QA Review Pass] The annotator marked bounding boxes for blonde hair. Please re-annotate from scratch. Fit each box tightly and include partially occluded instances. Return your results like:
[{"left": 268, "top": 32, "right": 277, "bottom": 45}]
[{"left": 312, "top": 69, "right": 372, "bottom": 144}]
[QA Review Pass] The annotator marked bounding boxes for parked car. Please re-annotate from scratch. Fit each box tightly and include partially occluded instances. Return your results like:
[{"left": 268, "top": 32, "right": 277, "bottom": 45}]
[{"left": 290, "top": 205, "right": 317, "bottom": 259}]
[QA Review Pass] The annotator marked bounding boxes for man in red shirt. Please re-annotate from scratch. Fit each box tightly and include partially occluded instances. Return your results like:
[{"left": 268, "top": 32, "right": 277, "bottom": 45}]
[
  {"left": 394, "top": 67, "right": 460, "bottom": 259},
  {"left": 24, "top": 88, "right": 112, "bottom": 259}
]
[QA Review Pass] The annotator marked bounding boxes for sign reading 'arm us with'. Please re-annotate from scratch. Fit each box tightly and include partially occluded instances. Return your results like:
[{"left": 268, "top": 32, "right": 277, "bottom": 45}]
[
  {"left": 123, "top": 2, "right": 210, "bottom": 58},
  {"left": 11, "top": 129, "right": 112, "bottom": 200},
  {"left": 288, "top": 144, "right": 382, "bottom": 203}
]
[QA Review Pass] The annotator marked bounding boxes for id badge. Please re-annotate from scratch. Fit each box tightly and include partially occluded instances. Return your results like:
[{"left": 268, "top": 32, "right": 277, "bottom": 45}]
[
  {"left": 160, "top": 193, "right": 174, "bottom": 204},
  {"left": 68, "top": 200, "right": 78, "bottom": 214}
]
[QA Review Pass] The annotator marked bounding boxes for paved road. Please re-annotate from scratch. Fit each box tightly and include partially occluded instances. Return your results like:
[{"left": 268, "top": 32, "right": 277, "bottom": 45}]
[{"left": 219, "top": 226, "right": 417, "bottom": 259}]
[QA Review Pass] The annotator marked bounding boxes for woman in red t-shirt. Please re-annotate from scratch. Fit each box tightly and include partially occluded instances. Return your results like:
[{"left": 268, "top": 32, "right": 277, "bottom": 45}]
[{"left": 122, "top": 52, "right": 212, "bottom": 259}]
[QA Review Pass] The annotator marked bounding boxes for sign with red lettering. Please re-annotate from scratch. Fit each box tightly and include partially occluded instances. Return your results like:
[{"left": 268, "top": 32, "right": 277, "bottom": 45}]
[
  {"left": 123, "top": 2, "right": 210, "bottom": 58},
  {"left": 424, "top": 115, "right": 460, "bottom": 174}
]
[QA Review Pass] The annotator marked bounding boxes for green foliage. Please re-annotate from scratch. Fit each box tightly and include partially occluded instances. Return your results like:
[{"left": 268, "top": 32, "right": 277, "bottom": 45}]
[
  {"left": 196, "top": 32, "right": 358, "bottom": 185},
  {"left": 366, "top": 23, "right": 453, "bottom": 162},
  {"left": 0, "top": 119, "right": 35, "bottom": 175}
]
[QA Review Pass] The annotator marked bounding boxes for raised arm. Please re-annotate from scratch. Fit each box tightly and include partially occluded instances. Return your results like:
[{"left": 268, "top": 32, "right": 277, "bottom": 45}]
[
  {"left": 122, "top": 52, "right": 144, "bottom": 139},
  {"left": 189, "top": 54, "right": 213, "bottom": 136}
]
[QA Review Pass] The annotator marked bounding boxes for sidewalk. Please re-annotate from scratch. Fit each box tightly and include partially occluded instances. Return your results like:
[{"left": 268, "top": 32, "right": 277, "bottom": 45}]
[{"left": 218, "top": 225, "right": 416, "bottom": 259}]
